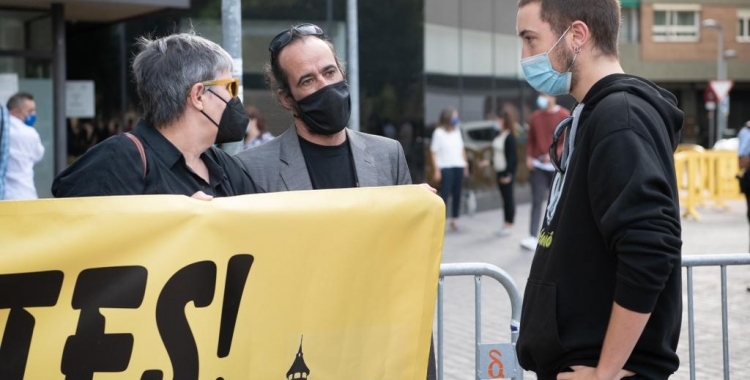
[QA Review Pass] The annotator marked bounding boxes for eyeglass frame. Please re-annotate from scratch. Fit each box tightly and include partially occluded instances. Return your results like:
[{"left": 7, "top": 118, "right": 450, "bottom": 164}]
[
  {"left": 268, "top": 23, "right": 325, "bottom": 57},
  {"left": 549, "top": 116, "right": 574, "bottom": 174},
  {"left": 200, "top": 77, "right": 240, "bottom": 98}
]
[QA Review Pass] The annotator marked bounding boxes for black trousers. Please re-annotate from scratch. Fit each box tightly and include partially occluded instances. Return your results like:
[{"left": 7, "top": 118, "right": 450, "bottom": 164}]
[{"left": 496, "top": 171, "right": 515, "bottom": 224}]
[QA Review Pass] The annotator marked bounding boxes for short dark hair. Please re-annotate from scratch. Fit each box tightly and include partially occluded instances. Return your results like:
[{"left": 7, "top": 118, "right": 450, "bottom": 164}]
[
  {"left": 264, "top": 28, "right": 346, "bottom": 103},
  {"left": 518, "top": 0, "right": 620, "bottom": 57},
  {"left": 497, "top": 104, "right": 520, "bottom": 137},
  {"left": 7, "top": 92, "right": 34, "bottom": 111}
]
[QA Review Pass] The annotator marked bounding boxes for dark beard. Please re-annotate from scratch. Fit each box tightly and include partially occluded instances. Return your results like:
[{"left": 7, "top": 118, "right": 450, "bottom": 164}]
[{"left": 560, "top": 44, "right": 579, "bottom": 93}]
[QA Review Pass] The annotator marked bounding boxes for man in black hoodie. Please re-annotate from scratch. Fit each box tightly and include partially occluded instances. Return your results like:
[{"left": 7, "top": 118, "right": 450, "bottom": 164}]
[{"left": 515, "top": 1, "right": 683, "bottom": 379}]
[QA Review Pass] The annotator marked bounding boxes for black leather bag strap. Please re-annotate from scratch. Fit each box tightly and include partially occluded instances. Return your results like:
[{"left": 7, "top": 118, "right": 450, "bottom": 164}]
[{"left": 124, "top": 132, "right": 147, "bottom": 180}]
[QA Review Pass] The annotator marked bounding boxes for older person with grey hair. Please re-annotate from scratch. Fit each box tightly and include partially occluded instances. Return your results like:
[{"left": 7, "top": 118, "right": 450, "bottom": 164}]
[{"left": 52, "top": 32, "right": 259, "bottom": 197}]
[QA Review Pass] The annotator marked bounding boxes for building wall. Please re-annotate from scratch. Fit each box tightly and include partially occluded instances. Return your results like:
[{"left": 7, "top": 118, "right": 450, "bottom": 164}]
[
  {"left": 640, "top": 4, "right": 750, "bottom": 66},
  {"left": 423, "top": 0, "right": 534, "bottom": 129},
  {"left": 618, "top": 1, "right": 750, "bottom": 145},
  {"left": 642, "top": 0, "right": 750, "bottom": 6}
]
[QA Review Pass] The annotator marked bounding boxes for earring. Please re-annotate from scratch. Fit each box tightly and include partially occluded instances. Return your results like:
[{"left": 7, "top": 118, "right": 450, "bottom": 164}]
[{"left": 574, "top": 46, "right": 582, "bottom": 54}]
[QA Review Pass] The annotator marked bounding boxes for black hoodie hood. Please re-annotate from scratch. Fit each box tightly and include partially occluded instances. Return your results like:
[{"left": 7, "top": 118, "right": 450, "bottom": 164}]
[{"left": 580, "top": 73, "right": 683, "bottom": 151}]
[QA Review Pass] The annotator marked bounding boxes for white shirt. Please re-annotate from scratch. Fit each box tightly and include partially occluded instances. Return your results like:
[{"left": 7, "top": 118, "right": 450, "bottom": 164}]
[
  {"left": 430, "top": 126, "right": 466, "bottom": 168},
  {"left": 492, "top": 130, "right": 509, "bottom": 172},
  {"left": 5, "top": 115, "right": 44, "bottom": 200}
]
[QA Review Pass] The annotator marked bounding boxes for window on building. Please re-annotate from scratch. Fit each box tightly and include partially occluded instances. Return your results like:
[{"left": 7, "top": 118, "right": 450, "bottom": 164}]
[
  {"left": 739, "top": 9, "right": 750, "bottom": 42},
  {"left": 620, "top": 6, "right": 640, "bottom": 43},
  {"left": 652, "top": 4, "right": 701, "bottom": 42}
]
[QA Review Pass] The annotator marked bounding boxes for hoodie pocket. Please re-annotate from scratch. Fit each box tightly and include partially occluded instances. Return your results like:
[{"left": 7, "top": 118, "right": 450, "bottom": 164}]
[{"left": 517, "top": 280, "right": 568, "bottom": 372}]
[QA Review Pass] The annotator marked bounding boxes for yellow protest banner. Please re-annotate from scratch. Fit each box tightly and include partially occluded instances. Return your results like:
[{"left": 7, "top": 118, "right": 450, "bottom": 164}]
[{"left": 0, "top": 185, "right": 444, "bottom": 379}]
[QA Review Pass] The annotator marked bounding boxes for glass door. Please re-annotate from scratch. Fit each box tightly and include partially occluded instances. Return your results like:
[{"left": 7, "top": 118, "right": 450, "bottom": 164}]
[{"left": 0, "top": 9, "right": 54, "bottom": 198}]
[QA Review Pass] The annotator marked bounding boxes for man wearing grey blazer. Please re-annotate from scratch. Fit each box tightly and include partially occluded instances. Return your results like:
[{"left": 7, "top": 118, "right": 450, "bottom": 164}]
[
  {"left": 234, "top": 23, "right": 412, "bottom": 192},
  {"left": 236, "top": 125, "right": 411, "bottom": 191},
  {"left": 235, "top": 24, "right": 436, "bottom": 379}
]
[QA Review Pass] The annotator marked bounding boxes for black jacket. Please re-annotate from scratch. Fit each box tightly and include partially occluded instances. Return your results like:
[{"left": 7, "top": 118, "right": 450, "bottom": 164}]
[
  {"left": 52, "top": 120, "right": 259, "bottom": 197},
  {"left": 516, "top": 74, "right": 683, "bottom": 380}
]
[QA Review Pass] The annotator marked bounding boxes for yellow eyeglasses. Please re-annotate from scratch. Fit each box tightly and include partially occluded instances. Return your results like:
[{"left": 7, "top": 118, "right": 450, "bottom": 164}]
[{"left": 201, "top": 77, "right": 240, "bottom": 98}]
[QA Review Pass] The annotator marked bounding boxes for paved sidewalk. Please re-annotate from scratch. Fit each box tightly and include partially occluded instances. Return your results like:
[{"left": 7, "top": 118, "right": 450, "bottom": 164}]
[{"left": 436, "top": 196, "right": 750, "bottom": 379}]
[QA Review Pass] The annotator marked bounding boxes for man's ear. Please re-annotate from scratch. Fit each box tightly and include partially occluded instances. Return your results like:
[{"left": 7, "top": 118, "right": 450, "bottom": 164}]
[
  {"left": 570, "top": 20, "right": 590, "bottom": 52},
  {"left": 278, "top": 90, "right": 295, "bottom": 112},
  {"left": 188, "top": 83, "right": 205, "bottom": 111}
]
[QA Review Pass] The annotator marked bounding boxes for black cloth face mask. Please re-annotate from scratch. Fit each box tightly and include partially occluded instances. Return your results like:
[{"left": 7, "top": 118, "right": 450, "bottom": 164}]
[
  {"left": 202, "top": 89, "right": 250, "bottom": 144},
  {"left": 294, "top": 81, "right": 351, "bottom": 136}
]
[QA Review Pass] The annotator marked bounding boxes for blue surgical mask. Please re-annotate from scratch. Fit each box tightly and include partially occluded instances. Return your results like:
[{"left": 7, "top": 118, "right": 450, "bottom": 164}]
[
  {"left": 520, "top": 26, "right": 576, "bottom": 96},
  {"left": 450, "top": 116, "right": 460, "bottom": 126},
  {"left": 536, "top": 96, "right": 549, "bottom": 110},
  {"left": 23, "top": 113, "right": 36, "bottom": 127}
]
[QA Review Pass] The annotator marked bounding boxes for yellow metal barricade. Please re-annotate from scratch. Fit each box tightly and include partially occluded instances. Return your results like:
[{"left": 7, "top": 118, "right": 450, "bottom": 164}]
[
  {"left": 674, "top": 151, "right": 701, "bottom": 221},
  {"left": 707, "top": 150, "right": 742, "bottom": 206},
  {"left": 674, "top": 148, "right": 741, "bottom": 221}
]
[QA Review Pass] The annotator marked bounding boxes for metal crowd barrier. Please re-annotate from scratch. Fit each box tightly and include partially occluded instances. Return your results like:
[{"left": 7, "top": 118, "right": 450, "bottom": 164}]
[
  {"left": 682, "top": 253, "right": 750, "bottom": 380},
  {"left": 437, "top": 263, "right": 523, "bottom": 380},
  {"left": 437, "top": 254, "right": 750, "bottom": 380}
]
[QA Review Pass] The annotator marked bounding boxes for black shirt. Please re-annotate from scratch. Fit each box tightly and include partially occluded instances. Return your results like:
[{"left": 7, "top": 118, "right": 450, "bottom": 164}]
[
  {"left": 298, "top": 136, "right": 357, "bottom": 189},
  {"left": 52, "top": 119, "right": 259, "bottom": 197}
]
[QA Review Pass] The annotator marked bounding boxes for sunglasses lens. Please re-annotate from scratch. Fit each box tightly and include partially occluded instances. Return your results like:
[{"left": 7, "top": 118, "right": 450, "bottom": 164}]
[
  {"left": 269, "top": 32, "right": 291, "bottom": 53},
  {"left": 297, "top": 24, "right": 323, "bottom": 36},
  {"left": 269, "top": 24, "right": 324, "bottom": 54},
  {"left": 550, "top": 116, "right": 572, "bottom": 174},
  {"left": 229, "top": 80, "right": 238, "bottom": 97}
]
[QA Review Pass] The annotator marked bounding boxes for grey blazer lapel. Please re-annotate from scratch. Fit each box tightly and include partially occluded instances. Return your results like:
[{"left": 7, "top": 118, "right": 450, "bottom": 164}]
[
  {"left": 279, "top": 127, "right": 313, "bottom": 190},
  {"left": 348, "top": 130, "right": 378, "bottom": 187}
]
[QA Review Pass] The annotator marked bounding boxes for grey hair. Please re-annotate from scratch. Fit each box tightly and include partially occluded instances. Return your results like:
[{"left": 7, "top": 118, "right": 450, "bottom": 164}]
[{"left": 131, "top": 32, "right": 233, "bottom": 128}]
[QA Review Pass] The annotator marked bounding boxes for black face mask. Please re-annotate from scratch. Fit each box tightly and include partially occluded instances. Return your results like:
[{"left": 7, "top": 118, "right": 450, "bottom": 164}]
[
  {"left": 294, "top": 81, "right": 351, "bottom": 136},
  {"left": 202, "top": 90, "right": 250, "bottom": 144}
]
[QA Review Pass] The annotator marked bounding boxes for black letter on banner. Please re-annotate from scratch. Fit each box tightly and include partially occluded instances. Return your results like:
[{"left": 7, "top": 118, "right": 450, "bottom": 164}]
[
  {"left": 154, "top": 261, "right": 216, "bottom": 380},
  {"left": 61, "top": 266, "right": 147, "bottom": 380},
  {"left": 0, "top": 271, "right": 64, "bottom": 380},
  {"left": 217, "top": 254, "right": 254, "bottom": 358}
]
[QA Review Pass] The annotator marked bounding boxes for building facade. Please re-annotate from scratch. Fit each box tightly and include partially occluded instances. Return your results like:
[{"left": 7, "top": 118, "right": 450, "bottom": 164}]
[
  {"left": 3, "top": 0, "right": 748, "bottom": 197},
  {"left": 620, "top": 0, "right": 750, "bottom": 145}
]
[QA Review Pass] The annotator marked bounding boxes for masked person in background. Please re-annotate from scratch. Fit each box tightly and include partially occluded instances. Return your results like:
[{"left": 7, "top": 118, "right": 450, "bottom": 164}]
[
  {"left": 4, "top": 92, "right": 45, "bottom": 200},
  {"left": 53, "top": 32, "right": 258, "bottom": 198},
  {"left": 234, "top": 24, "right": 436, "bottom": 379},
  {"left": 430, "top": 107, "right": 469, "bottom": 231},
  {"left": 520, "top": 93, "right": 568, "bottom": 250}
]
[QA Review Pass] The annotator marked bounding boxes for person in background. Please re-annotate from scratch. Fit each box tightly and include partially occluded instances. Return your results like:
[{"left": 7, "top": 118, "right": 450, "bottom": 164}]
[
  {"left": 431, "top": 107, "right": 469, "bottom": 231},
  {"left": 481, "top": 109, "right": 519, "bottom": 237},
  {"left": 52, "top": 32, "right": 258, "bottom": 198},
  {"left": 521, "top": 93, "right": 569, "bottom": 250},
  {"left": 242, "top": 105, "right": 274, "bottom": 150},
  {"left": 4, "top": 92, "right": 44, "bottom": 200}
]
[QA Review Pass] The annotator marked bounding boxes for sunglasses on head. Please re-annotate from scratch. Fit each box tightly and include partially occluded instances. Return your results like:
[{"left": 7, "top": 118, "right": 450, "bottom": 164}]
[
  {"left": 549, "top": 116, "right": 574, "bottom": 174},
  {"left": 268, "top": 23, "right": 325, "bottom": 57},
  {"left": 201, "top": 77, "right": 240, "bottom": 98}
]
